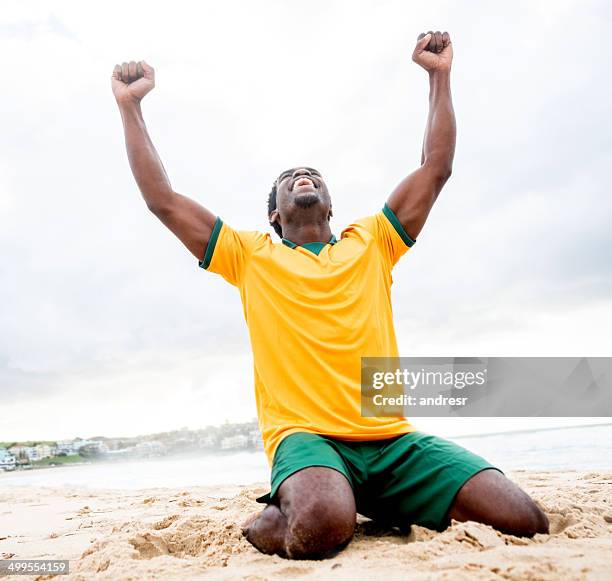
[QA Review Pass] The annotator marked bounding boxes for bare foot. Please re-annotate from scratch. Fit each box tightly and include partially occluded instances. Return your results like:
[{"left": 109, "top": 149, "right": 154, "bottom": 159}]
[{"left": 241, "top": 510, "right": 262, "bottom": 536}]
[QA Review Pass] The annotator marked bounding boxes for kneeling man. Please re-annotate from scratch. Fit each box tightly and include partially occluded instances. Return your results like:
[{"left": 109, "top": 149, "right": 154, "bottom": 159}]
[{"left": 112, "top": 30, "right": 549, "bottom": 559}]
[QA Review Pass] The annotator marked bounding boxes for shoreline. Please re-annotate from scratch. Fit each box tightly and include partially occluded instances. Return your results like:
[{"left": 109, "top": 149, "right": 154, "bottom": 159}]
[
  {"left": 1, "top": 471, "right": 611, "bottom": 580},
  {"left": 3, "top": 422, "right": 611, "bottom": 479},
  {"left": 0, "top": 449, "right": 267, "bottom": 475}
]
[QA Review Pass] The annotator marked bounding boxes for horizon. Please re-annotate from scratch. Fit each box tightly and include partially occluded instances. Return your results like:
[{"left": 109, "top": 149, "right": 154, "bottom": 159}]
[{"left": 3, "top": 418, "right": 611, "bottom": 445}]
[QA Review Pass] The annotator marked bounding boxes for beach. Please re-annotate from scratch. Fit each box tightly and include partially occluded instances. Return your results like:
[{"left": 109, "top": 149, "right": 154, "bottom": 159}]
[{"left": 1, "top": 471, "right": 611, "bottom": 580}]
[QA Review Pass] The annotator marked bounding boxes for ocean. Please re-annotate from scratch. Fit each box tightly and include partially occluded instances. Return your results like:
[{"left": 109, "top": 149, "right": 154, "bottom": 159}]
[{"left": 1, "top": 423, "right": 610, "bottom": 489}]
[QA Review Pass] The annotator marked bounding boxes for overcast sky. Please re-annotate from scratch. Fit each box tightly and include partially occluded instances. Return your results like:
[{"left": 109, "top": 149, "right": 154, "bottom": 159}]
[{"left": 1, "top": 0, "right": 611, "bottom": 441}]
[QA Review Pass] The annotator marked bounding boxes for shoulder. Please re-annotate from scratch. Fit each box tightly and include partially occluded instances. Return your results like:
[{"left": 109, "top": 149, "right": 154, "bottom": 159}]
[
  {"left": 340, "top": 211, "right": 391, "bottom": 245},
  {"left": 230, "top": 226, "right": 271, "bottom": 249},
  {"left": 339, "top": 207, "right": 415, "bottom": 268},
  {"left": 340, "top": 214, "right": 378, "bottom": 241},
  {"left": 218, "top": 221, "right": 271, "bottom": 249},
  {"left": 341, "top": 207, "right": 415, "bottom": 248},
  {"left": 200, "top": 218, "right": 271, "bottom": 270}
]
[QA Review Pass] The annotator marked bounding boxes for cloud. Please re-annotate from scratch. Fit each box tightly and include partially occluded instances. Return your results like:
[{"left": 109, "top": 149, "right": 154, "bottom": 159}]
[{"left": 1, "top": 0, "right": 610, "bottom": 439}]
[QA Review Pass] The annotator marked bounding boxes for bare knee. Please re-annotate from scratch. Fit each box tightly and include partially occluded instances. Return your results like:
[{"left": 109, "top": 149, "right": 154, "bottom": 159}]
[
  {"left": 495, "top": 489, "right": 549, "bottom": 537},
  {"left": 450, "top": 470, "right": 549, "bottom": 537},
  {"left": 519, "top": 501, "right": 549, "bottom": 536},
  {"left": 285, "top": 497, "right": 355, "bottom": 559}
]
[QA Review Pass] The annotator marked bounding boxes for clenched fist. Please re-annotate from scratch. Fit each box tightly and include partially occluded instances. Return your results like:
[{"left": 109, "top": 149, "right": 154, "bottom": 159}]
[
  {"left": 412, "top": 31, "right": 452, "bottom": 73},
  {"left": 111, "top": 60, "right": 155, "bottom": 104}
]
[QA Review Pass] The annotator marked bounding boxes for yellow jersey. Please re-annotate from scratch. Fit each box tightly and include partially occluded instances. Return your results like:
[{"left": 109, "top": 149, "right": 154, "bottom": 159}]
[{"left": 200, "top": 204, "right": 416, "bottom": 464}]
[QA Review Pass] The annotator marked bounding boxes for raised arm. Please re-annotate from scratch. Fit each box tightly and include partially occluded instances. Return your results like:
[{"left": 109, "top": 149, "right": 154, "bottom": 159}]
[
  {"left": 387, "top": 31, "right": 456, "bottom": 240},
  {"left": 111, "top": 61, "right": 216, "bottom": 260}
]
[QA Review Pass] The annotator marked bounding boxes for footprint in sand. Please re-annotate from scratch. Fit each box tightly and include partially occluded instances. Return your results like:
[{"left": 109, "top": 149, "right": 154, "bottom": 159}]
[
  {"left": 547, "top": 512, "right": 578, "bottom": 534},
  {"left": 127, "top": 515, "right": 246, "bottom": 567},
  {"left": 129, "top": 532, "right": 169, "bottom": 559}
]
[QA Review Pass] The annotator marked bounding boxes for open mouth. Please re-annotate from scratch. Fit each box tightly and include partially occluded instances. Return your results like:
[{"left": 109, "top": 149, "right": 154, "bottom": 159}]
[{"left": 292, "top": 177, "right": 316, "bottom": 190}]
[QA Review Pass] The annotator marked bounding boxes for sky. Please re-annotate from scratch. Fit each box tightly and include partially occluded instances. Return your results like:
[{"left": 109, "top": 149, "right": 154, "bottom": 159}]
[{"left": 1, "top": 0, "right": 611, "bottom": 441}]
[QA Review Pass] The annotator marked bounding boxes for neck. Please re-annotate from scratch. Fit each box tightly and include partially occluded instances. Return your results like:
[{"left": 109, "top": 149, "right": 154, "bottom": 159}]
[{"left": 281, "top": 217, "right": 332, "bottom": 246}]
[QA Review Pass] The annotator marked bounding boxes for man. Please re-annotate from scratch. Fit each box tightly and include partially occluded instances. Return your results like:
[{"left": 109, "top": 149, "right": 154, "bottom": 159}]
[{"left": 112, "top": 31, "right": 549, "bottom": 560}]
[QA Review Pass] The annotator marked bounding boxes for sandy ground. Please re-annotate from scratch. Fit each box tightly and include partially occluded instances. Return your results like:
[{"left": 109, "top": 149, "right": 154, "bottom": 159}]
[{"left": 1, "top": 471, "right": 611, "bottom": 580}]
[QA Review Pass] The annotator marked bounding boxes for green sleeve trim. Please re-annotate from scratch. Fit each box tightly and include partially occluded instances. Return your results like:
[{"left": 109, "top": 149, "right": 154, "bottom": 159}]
[
  {"left": 382, "top": 204, "right": 416, "bottom": 247},
  {"left": 199, "top": 217, "right": 223, "bottom": 270}
]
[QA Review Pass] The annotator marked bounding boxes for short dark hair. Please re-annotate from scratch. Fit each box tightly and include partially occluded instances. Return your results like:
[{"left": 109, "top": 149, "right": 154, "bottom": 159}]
[{"left": 267, "top": 181, "right": 283, "bottom": 239}]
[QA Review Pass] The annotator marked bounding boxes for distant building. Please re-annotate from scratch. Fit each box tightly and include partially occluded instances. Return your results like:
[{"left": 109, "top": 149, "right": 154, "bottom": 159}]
[
  {"left": 34, "top": 444, "right": 56, "bottom": 459},
  {"left": 8, "top": 445, "right": 30, "bottom": 463},
  {"left": 21, "top": 447, "right": 40, "bottom": 461},
  {"left": 106, "top": 446, "right": 135, "bottom": 457},
  {"left": 4, "top": 445, "right": 53, "bottom": 462},
  {"left": 135, "top": 441, "right": 166, "bottom": 457},
  {"left": 73, "top": 440, "right": 107, "bottom": 453},
  {"left": 0, "top": 448, "right": 16, "bottom": 471},
  {"left": 104, "top": 439, "right": 128, "bottom": 451},
  {"left": 199, "top": 434, "right": 217, "bottom": 449},
  {"left": 54, "top": 439, "right": 107, "bottom": 456},
  {"left": 8, "top": 445, "right": 25, "bottom": 456},
  {"left": 220, "top": 434, "right": 249, "bottom": 450},
  {"left": 56, "top": 440, "right": 78, "bottom": 456}
]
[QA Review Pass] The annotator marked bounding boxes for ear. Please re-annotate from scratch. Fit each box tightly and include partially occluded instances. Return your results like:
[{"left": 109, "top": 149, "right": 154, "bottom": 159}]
[
  {"left": 269, "top": 209, "right": 280, "bottom": 226},
  {"left": 328, "top": 205, "right": 333, "bottom": 220}
]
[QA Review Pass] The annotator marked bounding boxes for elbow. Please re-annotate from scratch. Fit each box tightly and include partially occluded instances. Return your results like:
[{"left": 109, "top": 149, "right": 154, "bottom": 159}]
[
  {"left": 145, "top": 193, "right": 175, "bottom": 217},
  {"left": 438, "top": 165, "right": 452, "bottom": 183},
  {"left": 442, "top": 166, "right": 452, "bottom": 184},
  {"left": 443, "top": 162, "right": 453, "bottom": 180},
  {"left": 147, "top": 201, "right": 175, "bottom": 222},
  {"left": 146, "top": 200, "right": 168, "bottom": 217}
]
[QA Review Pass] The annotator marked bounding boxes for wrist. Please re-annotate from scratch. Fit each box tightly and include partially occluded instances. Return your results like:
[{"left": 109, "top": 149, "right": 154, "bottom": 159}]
[
  {"left": 428, "top": 69, "right": 451, "bottom": 93},
  {"left": 428, "top": 68, "right": 451, "bottom": 81},
  {"left": 117, "top": 98, "right": 143, "bottom": 115}
]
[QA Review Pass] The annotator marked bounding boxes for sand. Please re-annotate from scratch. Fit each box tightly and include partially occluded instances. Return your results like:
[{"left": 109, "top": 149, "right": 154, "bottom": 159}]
[{"left": 1, "top": 471, "right": 611, "bottom": 580}]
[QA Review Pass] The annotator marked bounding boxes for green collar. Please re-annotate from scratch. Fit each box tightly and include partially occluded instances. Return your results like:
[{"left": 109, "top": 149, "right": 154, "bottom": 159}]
[{"left": 281, "top": 234, "right": 337, "bottom": 256}]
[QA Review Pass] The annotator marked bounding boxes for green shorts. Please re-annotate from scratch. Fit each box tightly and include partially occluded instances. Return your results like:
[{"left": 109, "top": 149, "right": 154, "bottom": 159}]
[{"left": 256, "top": 431, "right": 500, "bottom": 531}]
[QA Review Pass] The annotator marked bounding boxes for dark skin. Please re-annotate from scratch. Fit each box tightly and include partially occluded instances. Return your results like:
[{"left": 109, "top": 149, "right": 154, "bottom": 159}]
[
  {"left": 113, "top": 31, "right": 549, "bottom": 560},
  {"left": 270, "top": 167, "right": 333, "bottom": 245},
  {"left": 267, "top": 31, "right": 456, "bottom": 243},
  {"left": 110, "top": 33, "right": 452, "bottom": 251},
  {"left": 111, "top": 60, "right": 216, "bottom": 260},
  {"left": 243, "top": 467, "right": 549, "bottom": 560}
]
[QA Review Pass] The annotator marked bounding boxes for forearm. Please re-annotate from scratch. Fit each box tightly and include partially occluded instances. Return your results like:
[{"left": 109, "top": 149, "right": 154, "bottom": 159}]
[
  {"left": 118, "top": 100, "right": 174, "bottom": 212},
  {"left": 111, "top": 61, "right": 216, "bottom": 259},
  {"left": 387, "top": 71, "right": 456, "bottom": 236},
  {"left": 421, "top": 70, "right": 456, "bottom": 180}
]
